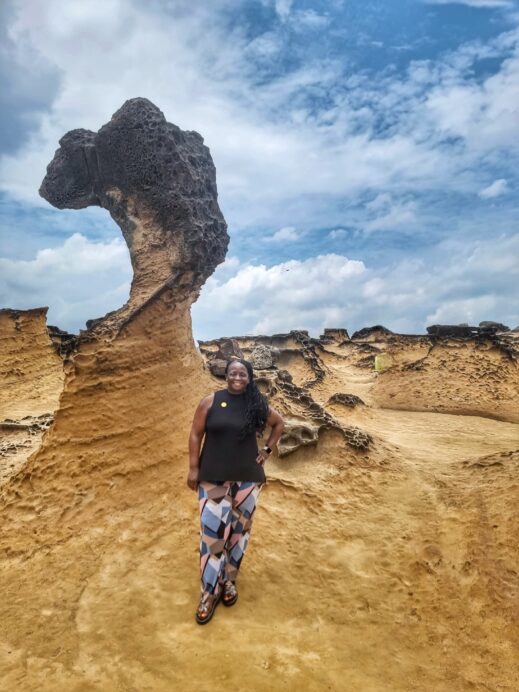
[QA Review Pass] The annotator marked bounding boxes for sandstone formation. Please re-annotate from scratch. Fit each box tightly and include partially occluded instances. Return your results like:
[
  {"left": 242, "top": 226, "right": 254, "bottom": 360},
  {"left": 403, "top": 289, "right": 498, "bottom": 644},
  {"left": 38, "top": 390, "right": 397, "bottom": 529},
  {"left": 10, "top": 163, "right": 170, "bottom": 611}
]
[
  {"left": 0, "top": 99, "right": 230, "bottom": 683},
  {"left": 0, "top": 99, "right": 518, "bottom": 690},
  {"left": 0, "top": 308, "right": 64, "bottom": 485},
  {"left": 1, "top": 311, "right": 518, "bottom": 690}
]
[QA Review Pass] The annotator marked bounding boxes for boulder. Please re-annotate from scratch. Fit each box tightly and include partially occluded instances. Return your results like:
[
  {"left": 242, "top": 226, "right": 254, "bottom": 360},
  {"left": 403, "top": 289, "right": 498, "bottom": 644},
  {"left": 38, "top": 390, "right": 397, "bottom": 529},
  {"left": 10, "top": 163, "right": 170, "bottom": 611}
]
[{"left": 250, "top": 344, "right": 277, "bottom": 370}]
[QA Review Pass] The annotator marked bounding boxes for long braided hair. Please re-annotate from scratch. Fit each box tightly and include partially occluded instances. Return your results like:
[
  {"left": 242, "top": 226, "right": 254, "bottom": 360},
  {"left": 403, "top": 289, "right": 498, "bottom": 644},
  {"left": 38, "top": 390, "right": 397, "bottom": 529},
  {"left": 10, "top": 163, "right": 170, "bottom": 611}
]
[{"left": 225, "top": 359, "right": 268, "bottom": 438}]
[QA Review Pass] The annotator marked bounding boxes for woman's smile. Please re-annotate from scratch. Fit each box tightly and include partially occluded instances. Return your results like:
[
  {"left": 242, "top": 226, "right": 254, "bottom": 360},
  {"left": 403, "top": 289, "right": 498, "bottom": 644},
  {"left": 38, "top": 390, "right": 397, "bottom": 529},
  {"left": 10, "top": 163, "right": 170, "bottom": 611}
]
[{"left": 226, "top": 364, "right": 249, "bottom": 392}]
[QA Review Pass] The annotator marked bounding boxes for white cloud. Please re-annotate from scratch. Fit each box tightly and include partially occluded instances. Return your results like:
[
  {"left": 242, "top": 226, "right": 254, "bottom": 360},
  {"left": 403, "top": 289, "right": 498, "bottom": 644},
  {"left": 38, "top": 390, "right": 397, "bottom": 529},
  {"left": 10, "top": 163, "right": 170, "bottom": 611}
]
[
  {"left": 0, "top": 233, "right": 131, "bottom": 331},
  {"left": 1, "top": 0, "right": 519, "bottom": 339},
  {"left": 266, "top": 226, "right": 300, "bottom": 242},
  {"left": 2, "top": 0, "right": 518, "bottom": 232},
  {"left": 425, "top": 295, "right": 499, "bottom": 325},
  {"left": 292, "top": 10, "right": 331, "bottom": 30},
  {"left": 2, "top": 230, "right": 516, "bottom": 337},
  {"left": 193, "top": 234, "right": 519, "bottom": 339},
  {"left": 424, "top": 0, "right": 513, "bottom": 7},
  {"left": 328, "top": 228, "right": 348, "bottom": 239},
  {"left": 274, "top": 0, "right": 295, "bottom": 20},
  {"left": 193, "top": 254, "right": 366, "bottom": 336},
  {"left": 478, "top": 178, "right": 508, "bottom": 198},
  {"left": 364, "top": 194, "right": 416, "bottom": 232}
]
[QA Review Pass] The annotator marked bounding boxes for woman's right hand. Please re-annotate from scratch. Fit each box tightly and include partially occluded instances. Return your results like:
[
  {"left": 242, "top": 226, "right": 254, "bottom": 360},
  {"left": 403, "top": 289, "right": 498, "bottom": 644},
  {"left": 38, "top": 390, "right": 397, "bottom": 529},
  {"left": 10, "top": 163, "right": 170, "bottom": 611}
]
[{"left": 187, "top": 468, "right": 199, "bottom": 491}]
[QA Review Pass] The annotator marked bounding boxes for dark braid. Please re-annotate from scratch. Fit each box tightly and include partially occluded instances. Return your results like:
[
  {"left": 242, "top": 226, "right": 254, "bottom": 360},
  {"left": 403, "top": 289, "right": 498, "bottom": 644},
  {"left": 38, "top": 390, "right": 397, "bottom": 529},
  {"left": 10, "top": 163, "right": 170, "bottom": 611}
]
[{"left": 225, "top": 359, "right": 268, "bottom": 438}]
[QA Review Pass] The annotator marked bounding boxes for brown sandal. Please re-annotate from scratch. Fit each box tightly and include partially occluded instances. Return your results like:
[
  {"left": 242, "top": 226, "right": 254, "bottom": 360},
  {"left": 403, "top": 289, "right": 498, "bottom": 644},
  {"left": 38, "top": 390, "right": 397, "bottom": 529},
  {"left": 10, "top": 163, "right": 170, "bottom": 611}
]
[
  {"left": 195, "top": 592, "right": 221, "bottom": 625},
  {"left": 222, "top": 580, "right": 238, "bottom": 607}
]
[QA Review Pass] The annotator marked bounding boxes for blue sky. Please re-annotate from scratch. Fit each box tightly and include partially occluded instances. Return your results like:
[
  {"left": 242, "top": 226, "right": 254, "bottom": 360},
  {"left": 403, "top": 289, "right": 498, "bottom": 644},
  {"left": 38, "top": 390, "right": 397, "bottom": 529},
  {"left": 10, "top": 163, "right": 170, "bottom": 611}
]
[{"left": 1, "top": 0, "right": 518, "bottom": 338}]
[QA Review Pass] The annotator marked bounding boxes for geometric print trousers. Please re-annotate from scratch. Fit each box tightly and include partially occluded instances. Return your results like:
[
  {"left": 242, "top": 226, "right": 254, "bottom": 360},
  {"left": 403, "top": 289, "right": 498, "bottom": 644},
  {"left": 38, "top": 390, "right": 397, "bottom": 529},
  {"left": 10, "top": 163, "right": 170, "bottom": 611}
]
[{"left": 198, "top": 480, "right": 263, "bottom": 597}]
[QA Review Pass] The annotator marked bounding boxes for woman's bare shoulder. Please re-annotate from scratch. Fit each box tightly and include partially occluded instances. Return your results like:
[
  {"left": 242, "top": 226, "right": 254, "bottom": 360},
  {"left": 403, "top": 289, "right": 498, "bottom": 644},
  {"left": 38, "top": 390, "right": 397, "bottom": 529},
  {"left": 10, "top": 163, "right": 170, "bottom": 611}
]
[{"left": 198, "top": 392, "right": 216, "bottom": 410}]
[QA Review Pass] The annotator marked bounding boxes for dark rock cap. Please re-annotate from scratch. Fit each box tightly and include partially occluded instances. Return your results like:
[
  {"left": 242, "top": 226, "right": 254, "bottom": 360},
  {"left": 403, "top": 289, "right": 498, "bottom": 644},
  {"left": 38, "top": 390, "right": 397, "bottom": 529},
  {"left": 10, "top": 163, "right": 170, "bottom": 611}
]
[{"left": 40, "top": 97, "right": 229, "bottom": 294}]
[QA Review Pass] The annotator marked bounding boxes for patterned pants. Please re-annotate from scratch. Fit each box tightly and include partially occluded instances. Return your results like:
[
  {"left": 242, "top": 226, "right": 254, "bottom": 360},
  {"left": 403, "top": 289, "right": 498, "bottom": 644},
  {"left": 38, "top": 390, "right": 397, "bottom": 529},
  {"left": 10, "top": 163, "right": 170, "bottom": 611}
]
[{"left": 198, "top": 480, "right": 263, "bottom": 597}]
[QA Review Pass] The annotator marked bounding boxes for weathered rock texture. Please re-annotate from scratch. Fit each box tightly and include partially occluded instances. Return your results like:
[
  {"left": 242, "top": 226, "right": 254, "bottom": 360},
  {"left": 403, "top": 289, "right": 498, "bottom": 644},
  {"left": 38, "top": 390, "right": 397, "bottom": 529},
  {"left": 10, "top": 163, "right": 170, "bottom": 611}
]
[
  {"left": 0, "top": 100, "right": 230, "bottom": 675},
  {"left": 1, "top": 313, "right": 519, "bottom": 690},
  {"left": 0, "top": 308, "right": 64, "bottom": 420},
  {"left": 0, "top": 309, "right": 64, "bottom": 485},
  {"left": 40, "top": 97, "right": 228, "bottom": 333}
]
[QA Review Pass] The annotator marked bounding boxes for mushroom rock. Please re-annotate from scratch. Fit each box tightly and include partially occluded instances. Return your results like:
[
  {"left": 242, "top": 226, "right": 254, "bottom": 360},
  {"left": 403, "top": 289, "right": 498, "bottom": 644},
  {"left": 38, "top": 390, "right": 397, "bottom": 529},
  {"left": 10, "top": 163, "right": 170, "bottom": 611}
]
[
  {"left": 39, "top": 97, "right": 228, "bottom": 327},
  {"left": 1, "top": 98, "right": 228, "bottom": 557}
]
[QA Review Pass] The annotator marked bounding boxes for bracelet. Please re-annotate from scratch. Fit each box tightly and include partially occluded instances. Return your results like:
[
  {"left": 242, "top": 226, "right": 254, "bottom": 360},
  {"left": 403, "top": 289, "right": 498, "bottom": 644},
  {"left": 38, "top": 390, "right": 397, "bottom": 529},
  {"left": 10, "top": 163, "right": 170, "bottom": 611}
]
[{"left": 263, "top": 446, "right": 272, "bottom": 455}]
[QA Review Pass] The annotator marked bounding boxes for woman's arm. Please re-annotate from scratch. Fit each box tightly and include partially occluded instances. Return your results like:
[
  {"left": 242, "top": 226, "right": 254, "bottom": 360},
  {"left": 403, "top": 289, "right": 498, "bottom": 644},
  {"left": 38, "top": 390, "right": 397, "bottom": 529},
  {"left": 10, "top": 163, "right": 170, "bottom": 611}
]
[
  {"left": 256, "top": 406, "right": 285, "bottom": 464},
  {"left": 187, "top": 394, "right": 214, "bottom": 490}
]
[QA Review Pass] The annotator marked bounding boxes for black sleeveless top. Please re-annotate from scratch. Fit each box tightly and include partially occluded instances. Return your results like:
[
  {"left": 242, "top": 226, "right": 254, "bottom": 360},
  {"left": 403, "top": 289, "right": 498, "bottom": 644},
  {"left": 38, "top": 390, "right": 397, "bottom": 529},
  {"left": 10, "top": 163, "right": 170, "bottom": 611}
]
[{"left": 198, "top": 390, "right": 266, "bottom": 483}]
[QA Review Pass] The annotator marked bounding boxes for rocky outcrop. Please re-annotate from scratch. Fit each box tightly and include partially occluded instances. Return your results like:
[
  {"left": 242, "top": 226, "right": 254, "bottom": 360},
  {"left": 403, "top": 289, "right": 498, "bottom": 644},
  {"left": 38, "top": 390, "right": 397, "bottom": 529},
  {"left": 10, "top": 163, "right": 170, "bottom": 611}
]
[
  {"left": 205, "top": 338, "right": 244, "bottom": 376},
  {"left": 1, "top": 309, "right": 518, "bottom": 688},
  {"left": 0, "top": 308, "right": 64, "bottom": 487},
  {"left": 40, "top": 97, "right": 228, "bottom": 334},
  {"left": 250, "top": 343, "right": 278, "bottom": 370},
  {"left": 47, "top": 325, "right": 78, "bottom": 358},
  {"left": 196, "top": 334, "right": 373, "bottom": 455},
  {"left": 328, "top": 393, "right": 365, "bottom": 407},
  {"left": 274, "top": 370, "right": 371, "bottom": 452},
  {"left": 427, "top": 324, "right": 479, "bottom": 338},
  {"left": 351, "top": 325, "right": 393, "bottom": 340},
  {"left": 1, "top": 99, "right": 228, "bottom": 554},
  {"left": 320, "top": 328, "right": 350, "bottom": 345},
  {"left": 0, "top": 308, "right": 64, "bottom": 420}
]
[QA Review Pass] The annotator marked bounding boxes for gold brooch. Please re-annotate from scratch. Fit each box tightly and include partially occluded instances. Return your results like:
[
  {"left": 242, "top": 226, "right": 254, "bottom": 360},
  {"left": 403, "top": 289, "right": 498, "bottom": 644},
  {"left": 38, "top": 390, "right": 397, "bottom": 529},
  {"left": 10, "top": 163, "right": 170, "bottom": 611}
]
[{"left": 220, "top": 402, "right": 228, "bottom": 408}]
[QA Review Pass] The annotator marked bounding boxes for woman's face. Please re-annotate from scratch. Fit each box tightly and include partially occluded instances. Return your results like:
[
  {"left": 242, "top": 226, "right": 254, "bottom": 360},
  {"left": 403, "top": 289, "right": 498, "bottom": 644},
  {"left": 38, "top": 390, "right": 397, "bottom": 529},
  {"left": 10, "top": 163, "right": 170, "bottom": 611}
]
[{"left": 226, "top": 362, "right": 250, "bottom": 394}]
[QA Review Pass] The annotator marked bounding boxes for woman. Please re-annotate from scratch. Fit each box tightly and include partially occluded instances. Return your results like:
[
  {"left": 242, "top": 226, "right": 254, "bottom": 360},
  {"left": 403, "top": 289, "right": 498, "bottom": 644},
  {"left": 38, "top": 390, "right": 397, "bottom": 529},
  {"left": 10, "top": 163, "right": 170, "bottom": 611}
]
[{"left": 187, "top": 358, "right": 284, "bottom": 624}]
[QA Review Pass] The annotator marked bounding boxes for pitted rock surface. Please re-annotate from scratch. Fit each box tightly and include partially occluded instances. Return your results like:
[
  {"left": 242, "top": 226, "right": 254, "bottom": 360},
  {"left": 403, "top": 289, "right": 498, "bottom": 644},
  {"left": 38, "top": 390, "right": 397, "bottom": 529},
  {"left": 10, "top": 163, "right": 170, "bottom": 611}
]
[
  {"left": 250, "top": 344, "right": 277, "bottom": 370},
  {"left": 40, "top": 97, "right": 228, "bottom": 333},
  {"left": 290, "top": 330, "right": 326, "bottom": 386},
  {"left": 278, "top": 422, "right": 319, "bottom": 457},
  {"left": 328, "top": 393, "right": 365, "bottom": 407},
  {"left": 426, "top": 323, "right": 518, "bottom": 359},
  {"left": 276, "top": 370, "right": 371, "bottom": 453}
]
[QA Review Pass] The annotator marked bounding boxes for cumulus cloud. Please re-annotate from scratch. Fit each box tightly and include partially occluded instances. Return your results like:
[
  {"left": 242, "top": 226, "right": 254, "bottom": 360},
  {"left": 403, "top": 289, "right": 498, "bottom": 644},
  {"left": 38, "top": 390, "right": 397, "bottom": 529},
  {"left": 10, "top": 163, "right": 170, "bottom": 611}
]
[
  {"left": 193, "top": 234, "right": 519, "bottom": 339},
  {"left": 266, "top": 226, "right": 300, "bottom": 242},
  {"left": 0, "top": 233, "right": 131, "bottom": 331},
  {"left": 478, "top": 178, "right": 508, "bottom": 199},
  {"left": 2, "top": 230, "right": 516, "bottom": 337},
  {"left": 193, "top": 254, "right": 366, "bottom": 337}
]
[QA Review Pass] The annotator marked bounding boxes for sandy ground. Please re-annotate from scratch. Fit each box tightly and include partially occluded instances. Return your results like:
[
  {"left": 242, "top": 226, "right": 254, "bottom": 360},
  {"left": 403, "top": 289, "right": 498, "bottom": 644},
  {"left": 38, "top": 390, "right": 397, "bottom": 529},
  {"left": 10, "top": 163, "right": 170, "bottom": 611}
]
[{"left": 0, "top": 321, "right": 518, "bottom": 691}]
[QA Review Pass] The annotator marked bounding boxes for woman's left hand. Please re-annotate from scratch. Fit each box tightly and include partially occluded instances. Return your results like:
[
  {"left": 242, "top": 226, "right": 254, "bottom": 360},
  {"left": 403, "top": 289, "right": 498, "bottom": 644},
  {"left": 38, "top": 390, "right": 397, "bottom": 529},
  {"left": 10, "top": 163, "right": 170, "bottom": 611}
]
[{"left": 256, "top": 449, "right": 270, "bottom": 464}]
